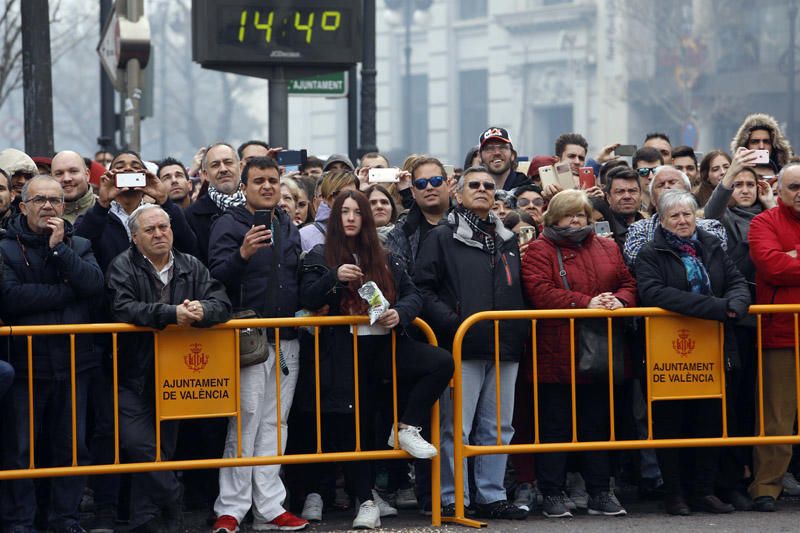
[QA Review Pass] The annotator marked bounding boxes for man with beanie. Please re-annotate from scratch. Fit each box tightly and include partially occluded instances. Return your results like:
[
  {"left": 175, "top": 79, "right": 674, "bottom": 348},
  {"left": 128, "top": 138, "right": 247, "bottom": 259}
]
[
  {"left": 0, "top": 148, "right": 38, "bottom": 198},
  {"left": 478, "top": 127, "right": 530, "bottom": 191},
  {"left": 322, "top": 154, "right": 355, "bottom": 173}
]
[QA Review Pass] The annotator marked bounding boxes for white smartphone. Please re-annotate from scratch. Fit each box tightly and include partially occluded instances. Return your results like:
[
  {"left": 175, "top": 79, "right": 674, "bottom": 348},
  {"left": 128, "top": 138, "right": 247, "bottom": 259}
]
[
  {"left": 116, "top": 172, "right": 146, "bottom": 188},
  {"left": 368, "top": 167, "right": 400, "bottom": 183},
  {"left": 753, "top": 150, "right": 770, "bottom": 165},
  {"left": 539, "top": 165, "right": 558, "bottom": 187}
]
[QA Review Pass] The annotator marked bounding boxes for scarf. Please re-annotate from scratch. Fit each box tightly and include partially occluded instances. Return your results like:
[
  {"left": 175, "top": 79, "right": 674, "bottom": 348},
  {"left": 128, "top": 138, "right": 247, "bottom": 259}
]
[
  {"left": 729, "top": 203, "right": 763, "bottom": 221},
  {"left": 62, "top": 189, "right": 96, "bottom": 224},
  {"left": 456, "top": 206, "right": 496, "bottom": 255},
  {"left": 662, "top": 229, "right": 712, "bottom": 295},
  {"left": 542, "top": 224, "right": 593, "bottom": 245},
  {"left": 207, "top": 185, "right": 246, "bottom": 211}
]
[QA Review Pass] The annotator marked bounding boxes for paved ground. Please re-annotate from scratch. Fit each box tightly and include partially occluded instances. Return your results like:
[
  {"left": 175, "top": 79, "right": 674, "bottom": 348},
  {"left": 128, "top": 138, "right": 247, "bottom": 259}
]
[{"left": 170, "top": 493, "right": 800, "bottom": 533}]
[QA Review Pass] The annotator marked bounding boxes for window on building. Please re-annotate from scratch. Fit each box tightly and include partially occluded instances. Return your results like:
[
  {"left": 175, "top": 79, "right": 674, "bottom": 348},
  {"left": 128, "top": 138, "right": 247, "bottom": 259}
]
[
  {"left": 531, "top": 106, "right": 573, "bottom": 156},
  {"left": 458, "top": 0, "right": 487, "bottom": 20},
  {"left": 459, "top": 69, "right": 488, "bottom": 160},
  {"left": 408, "top": 73, "right": 429, "bottom": 154}
]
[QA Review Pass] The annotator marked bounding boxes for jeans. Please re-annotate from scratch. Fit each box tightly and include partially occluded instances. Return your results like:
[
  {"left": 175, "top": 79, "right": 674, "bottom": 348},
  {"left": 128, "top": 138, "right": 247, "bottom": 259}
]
[
  {"left": 214, "top": 340, "right": 300, "bottom": 523},
  {"left": 440, "top": 360, "right": 518, "bottom": 507},
  {"left": 1, "top": 374, "right": 90, "bottom": 531}
]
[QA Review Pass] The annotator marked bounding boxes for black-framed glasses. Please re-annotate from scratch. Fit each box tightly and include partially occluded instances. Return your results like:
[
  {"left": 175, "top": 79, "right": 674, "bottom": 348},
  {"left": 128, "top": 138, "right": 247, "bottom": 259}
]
[
  {"left": 25, "top": 195, "right": 64, "bottom": 207},
  {"left": 413, "top": 176, "right": 445, "bottom": 190},
  {"left": 467, "top": 180, "right": 496, "bottom": 191},
  {"left": 637, "top": 167, "right": 657, "bottom": 178},
  {"left": 517, "top": 197, "right": 544, "bottom": 208}
]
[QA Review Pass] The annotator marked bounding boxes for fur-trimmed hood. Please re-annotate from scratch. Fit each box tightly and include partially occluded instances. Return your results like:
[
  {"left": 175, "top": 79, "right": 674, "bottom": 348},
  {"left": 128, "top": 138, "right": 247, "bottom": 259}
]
[{"left": 730, "top": 113, "right": 794, "bottom": 167}]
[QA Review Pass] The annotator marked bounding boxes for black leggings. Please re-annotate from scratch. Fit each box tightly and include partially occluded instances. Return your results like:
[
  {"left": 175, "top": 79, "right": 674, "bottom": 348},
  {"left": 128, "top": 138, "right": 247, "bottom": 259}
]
[{"left": 290, "top": 333, "right": 453, "bottom": 503}]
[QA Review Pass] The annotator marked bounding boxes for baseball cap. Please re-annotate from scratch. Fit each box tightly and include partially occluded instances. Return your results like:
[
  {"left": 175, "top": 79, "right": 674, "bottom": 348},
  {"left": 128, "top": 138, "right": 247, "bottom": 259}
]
[{"left": 479, "top": 127, "right": 513, "bottom": 148}]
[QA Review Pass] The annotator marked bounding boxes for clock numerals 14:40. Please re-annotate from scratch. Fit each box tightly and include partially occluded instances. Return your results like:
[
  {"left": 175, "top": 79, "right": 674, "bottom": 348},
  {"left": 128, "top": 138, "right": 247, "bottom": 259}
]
[{"left": 238, "top": 10, "right": 342, "bottom": 44}]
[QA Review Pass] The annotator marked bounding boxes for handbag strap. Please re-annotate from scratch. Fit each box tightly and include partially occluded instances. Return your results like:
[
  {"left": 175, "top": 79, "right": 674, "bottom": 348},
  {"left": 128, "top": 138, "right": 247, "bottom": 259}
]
[{"left": 555, "top": 245, "right": 571, "bottom": 291}]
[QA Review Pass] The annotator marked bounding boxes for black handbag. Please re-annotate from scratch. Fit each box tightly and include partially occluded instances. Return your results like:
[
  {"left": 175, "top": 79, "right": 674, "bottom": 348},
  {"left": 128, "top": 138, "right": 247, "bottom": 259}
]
[{"left": 555, "top": 246, "right": 625, "bottom": 384}]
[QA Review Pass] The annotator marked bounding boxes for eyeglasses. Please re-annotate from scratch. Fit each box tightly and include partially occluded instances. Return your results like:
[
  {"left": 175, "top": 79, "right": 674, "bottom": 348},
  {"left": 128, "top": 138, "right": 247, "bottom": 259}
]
[
  {"left": 25, "top": 195, "right": 64, "bottom": 207},
  {"left": 517, "top": 197, "right": 545, "bottom": 208},
  {"left": 637, "top": 167, "right": 657, "bottom": 178},
  {"left": 466, "top": 180, "right": 496, "bottom": 191},
  {"left": 413, "top": 176, "right": 445, "bottom": 190}
]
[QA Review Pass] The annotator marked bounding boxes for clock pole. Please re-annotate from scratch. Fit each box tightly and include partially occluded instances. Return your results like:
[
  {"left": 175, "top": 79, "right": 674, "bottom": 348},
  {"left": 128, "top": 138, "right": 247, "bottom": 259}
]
[{"left": 268, "top": 66, "right": 289, "bottom": 148}]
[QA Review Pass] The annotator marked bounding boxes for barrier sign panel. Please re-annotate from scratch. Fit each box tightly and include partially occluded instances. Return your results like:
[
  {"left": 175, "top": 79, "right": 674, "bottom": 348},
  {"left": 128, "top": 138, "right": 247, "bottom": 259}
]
[
  {"left": 155, "top": 328, "right": 238, "bottom": 419},
  {"left": 648, "top": 316, "right": 723, "bottom": 399}
]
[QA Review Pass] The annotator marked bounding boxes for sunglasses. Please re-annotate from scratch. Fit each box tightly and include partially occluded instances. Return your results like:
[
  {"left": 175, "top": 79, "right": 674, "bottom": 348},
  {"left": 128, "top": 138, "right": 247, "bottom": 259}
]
[
  {"left": 517, "top": 197, "right": 544, "bottom": 208},
  {"left": 467, "top": 180, "right": 496, "bottom": 191},
  {"left": 637, "top": 167, "right": 657, "bottom": 177},
  {"left": 413, "top": 176, "right": 445, "bottom": 190}
]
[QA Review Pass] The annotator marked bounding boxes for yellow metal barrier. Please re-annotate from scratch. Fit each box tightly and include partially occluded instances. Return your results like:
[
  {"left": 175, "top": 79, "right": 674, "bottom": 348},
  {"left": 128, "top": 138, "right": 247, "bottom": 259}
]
[
  {"left": 0, "top": 316, "right": 443, "bottom": 527},
  {"left": 445, "top": 304, "right": 800, "bottom": 528}
]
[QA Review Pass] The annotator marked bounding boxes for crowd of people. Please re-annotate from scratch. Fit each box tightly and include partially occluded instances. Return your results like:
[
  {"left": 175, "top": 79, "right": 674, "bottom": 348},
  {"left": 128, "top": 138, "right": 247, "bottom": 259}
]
[{"left": 0, "top": 111, "right": 799, "bottom": 532}]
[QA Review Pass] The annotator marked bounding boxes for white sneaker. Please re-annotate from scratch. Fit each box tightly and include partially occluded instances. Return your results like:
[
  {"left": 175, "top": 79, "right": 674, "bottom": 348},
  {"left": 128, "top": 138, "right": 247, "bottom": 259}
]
[
  {"left": 301, "top": 492, "right": 323, "bottom": 522},
  {"left": 395, "top": 486, "right": 418, "bottom": 509},
  {"left": 352, "top": 500, "right": 381, "bottom": 529},
  {"left": 388, "top": 426, "right": 437, "bottom": 459},
  {"left": 372, "top": 490, "right": 398, "bottom": 517}
]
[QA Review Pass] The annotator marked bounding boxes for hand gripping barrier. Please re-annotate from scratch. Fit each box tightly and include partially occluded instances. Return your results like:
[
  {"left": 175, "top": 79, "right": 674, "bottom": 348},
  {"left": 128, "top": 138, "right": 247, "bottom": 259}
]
[
  {"left": 445, "top": 304, "right": 800, "bottom": 528},
  {"left": 0, "top": 316, "right": 445, "bottom": 527}
]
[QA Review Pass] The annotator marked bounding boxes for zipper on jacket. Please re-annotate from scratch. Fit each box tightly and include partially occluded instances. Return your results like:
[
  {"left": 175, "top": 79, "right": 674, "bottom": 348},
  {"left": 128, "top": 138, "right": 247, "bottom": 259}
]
[{"left": 501, "top": 254, "right": 512, "bottom": 287}]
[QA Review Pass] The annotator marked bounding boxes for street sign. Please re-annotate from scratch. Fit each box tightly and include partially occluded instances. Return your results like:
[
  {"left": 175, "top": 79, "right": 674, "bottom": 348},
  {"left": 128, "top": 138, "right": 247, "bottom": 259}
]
[
  {"left": 155, "top": 328, "right": 238, "bottom": 420},
  {"left": 97, "top": 8, "right": 121, "bottom": 89},
  {"left": 288, "top": 71, "right": 348, "bottom": 97},
  {"left": 647, "top": 316, "right": 723, "bottom": 400}
]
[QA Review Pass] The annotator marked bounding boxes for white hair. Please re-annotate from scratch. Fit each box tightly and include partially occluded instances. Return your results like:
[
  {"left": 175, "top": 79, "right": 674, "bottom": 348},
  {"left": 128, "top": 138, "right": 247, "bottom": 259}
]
[
  {"left": 648, "top": 165, "right": 692, "bottom": 197},
  {"left": 128, "top": 203, "right": 170, "bottom": 234},
  {"left": 777, "top": 161, "right": 800, "bottom": 189},
  {"left": 657, "top": 189, "right": 697, "bottom": 216}
]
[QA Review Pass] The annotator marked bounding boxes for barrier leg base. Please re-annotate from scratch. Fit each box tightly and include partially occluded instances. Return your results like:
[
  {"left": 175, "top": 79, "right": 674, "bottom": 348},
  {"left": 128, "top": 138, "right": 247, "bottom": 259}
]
[{"left": 441, "top": 516, "right": 487, "bottom": 528}]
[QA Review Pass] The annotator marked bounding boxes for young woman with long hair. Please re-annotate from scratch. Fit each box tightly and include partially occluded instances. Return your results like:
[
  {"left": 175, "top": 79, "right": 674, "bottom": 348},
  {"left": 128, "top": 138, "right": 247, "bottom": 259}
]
[{"left": 292, "top": 190, "right": 453, "bottom": 529}]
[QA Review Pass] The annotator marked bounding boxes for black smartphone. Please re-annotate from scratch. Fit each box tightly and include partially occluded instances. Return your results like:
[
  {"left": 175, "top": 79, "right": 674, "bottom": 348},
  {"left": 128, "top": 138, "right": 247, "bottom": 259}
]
[
  {"left": 277, "top": 149, "right": 308, "bottom": 172},
  {"left": 614, "top": 145, "right": 637, "bottom": 157},
  {"left": 253, "top": 209, "right": 273, "bottom": 245}
]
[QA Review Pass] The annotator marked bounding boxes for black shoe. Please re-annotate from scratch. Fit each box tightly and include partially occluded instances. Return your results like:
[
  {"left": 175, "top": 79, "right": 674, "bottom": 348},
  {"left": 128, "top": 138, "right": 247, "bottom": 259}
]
[
  {"left": 541, "top": 495, "right": 573, "bottom": 518},
  {"left": 753, "top": 495, "right": 776, "bottom": 512},
  {"left": 440, "top": 503, "right": 477, "bottom": 518},
  {"left": 639, "top": 478, "right": 665, "bottom": 499},
  {"left": 691, "top": 494, "right": 734, "bottom": 514},
  {"left": 664, "top": 495, "right": 690, "bottom": 516},
  {"left": 722, "top": 490, "right": 753, "bottom": 511},
  {"left": 474, "top": 500, "right": 527, "bottom": 520},
  {"left": 587, "top": 492, "right": 627, "bottom": 516}
]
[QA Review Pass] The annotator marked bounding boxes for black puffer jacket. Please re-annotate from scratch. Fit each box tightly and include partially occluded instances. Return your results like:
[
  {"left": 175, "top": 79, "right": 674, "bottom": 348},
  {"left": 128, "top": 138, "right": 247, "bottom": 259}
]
[
  {"left": 106, "top": 246, "right": 231, "bottom": 393},
  {"left": 635, "top": 226, "right": 751, "bottom": 369},
  {"left": 208, "top": 206, "right": 301, "bottom": 338},
  {"left": 184, "top": 195, "right": 221, "bottom": 265},
  {"left": 294, "top": 245, "right": 421, "bottom": 414},
  {"left": 0, "top": 215, "right": 104, "bottom": 378},
  {"left": 413, "top": 209, "right": 528, "bottom": 360}
]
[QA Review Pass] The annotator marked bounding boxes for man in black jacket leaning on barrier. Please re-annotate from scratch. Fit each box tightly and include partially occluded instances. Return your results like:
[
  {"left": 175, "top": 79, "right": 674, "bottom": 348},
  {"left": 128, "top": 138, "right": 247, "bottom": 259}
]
[{"left": 106, "top": 203, "right": 230, "bottom": 533}]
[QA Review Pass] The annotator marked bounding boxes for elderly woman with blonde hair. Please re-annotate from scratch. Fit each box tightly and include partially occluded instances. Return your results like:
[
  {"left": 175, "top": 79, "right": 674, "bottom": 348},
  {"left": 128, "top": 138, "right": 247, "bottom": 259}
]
[{"left": 521, "top": 189, "right": 636, "bottom": 519}]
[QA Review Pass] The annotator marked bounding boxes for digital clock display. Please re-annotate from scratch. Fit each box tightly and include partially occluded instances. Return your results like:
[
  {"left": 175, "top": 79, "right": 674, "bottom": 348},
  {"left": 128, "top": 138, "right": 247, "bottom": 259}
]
[{"left": 193, "top": 0, "right": 362, "bottom": 67}]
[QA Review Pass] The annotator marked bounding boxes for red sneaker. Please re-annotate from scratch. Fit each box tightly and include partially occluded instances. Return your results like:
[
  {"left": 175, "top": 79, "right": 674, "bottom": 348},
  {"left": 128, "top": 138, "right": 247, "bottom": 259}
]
[
  {"left": 211, "top": 515, "right": 239, "bottom": 533},
  {"left": 252, "top": 511, "right": 309, "bottom": 531}
]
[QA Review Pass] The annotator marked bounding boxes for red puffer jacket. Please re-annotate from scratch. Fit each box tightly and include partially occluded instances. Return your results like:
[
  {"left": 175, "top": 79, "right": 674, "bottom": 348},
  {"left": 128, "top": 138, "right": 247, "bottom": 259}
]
[
  {"left": 749, "top": 200, "right": 800, "bottom": 349},
  {"left": 521, "top": 232, "right": 637, "bottom": 384}
]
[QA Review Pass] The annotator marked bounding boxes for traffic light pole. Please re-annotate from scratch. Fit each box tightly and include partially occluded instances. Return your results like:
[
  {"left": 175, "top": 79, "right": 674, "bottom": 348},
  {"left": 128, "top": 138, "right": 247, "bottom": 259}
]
[{"left": 21, "top": 0, "right": 54, "bottom": 156}]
